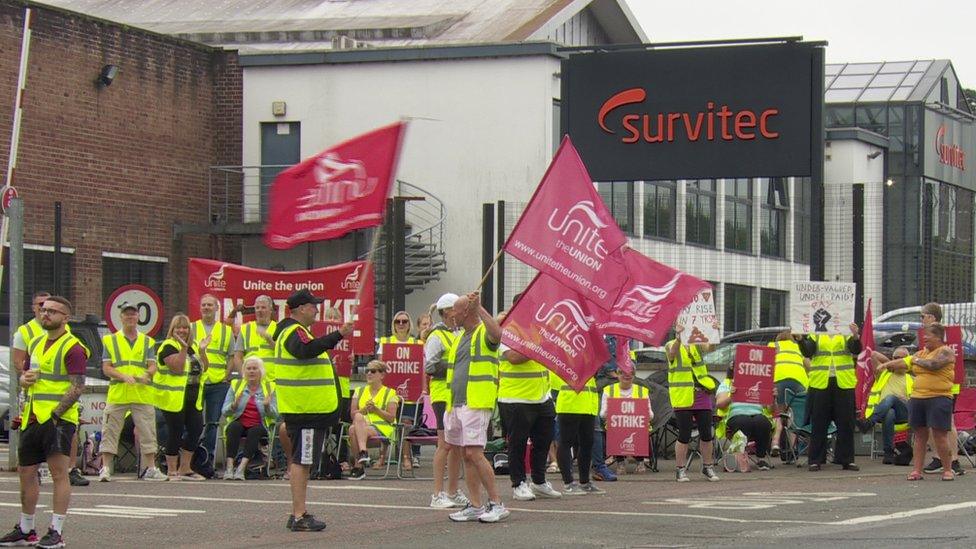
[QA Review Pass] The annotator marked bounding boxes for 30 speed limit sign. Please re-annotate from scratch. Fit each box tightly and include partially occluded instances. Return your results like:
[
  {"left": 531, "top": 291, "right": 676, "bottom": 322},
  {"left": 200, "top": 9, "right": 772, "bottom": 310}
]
[{"left": 104, "top": 284, "right": 164, "bottom": 336}]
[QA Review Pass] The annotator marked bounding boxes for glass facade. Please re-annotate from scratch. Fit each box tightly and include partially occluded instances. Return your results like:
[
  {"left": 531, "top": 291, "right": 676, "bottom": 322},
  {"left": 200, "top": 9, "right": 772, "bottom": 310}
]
[
  {"left": 724, "top": 178, "right": 752, "bottom": 253},
  {"left": 686, "top": 179, "right": 716, "bottom": 247},
  {"left": 596, "top": 181, "right": 635, "bottom": 235},
  {"left": 724, "top": 284, "right": 753, "bottom": 333},
  {"left": 643, "top": 181, "right": 676, "bottom": 240},
  {"left": 760, "top": 289, "right": 788, "bottom": 327}
]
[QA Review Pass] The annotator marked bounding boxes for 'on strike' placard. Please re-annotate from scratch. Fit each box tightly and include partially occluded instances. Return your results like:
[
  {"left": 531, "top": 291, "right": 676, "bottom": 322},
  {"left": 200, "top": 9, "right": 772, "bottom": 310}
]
[
  {"left": 732, "top": 345, "right": 776, "bottom": 406},
  {"left": 379, "top": 343, "right": 425, "bottom": 402},
  {"left": 605, "top": 397, "right": 651, "bottom": 457}
]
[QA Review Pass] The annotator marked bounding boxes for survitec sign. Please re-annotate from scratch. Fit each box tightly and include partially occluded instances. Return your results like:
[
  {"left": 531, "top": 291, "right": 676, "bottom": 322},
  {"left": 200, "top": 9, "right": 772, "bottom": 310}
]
[{"left": 562, "top": 43, "right": 823, "bottom": 181}]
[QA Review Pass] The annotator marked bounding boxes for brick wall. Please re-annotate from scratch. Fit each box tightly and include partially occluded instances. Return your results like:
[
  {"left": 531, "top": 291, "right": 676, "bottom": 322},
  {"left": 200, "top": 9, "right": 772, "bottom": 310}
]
[{"left": 0, "top": 1, "right": 241, "bottom": 316}]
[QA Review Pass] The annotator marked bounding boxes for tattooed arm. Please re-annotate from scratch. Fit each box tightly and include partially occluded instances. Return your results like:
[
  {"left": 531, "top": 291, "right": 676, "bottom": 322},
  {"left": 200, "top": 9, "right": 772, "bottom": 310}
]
[
  {"left": 52, "top": 374, "right": 85, "bottom": 419},
  {"left": 911, "top": 347, "right": 956, "bottom": 371}
]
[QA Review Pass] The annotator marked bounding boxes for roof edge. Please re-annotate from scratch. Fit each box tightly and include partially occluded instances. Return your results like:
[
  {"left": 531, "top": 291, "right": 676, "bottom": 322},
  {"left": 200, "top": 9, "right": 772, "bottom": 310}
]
[
  {"left": 826, "top": 127, "right": 890, "bottom": 149},
  {"left": 239, "top": 41, "right": 564, "bottom": 67}
]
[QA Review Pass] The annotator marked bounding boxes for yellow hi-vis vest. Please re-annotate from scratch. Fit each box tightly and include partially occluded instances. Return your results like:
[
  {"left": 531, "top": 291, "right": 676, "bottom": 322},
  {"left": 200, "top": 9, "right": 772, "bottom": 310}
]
[
  {"left": 152, "top": 339, "right": 204, "bottom": 413},
  {"left": 427, "top": 326, "right": 458, "bottom": 404},
  {"left": 103, "top": 330, "right": 156, "bottom": 405},
  {"left": 23, "top": 332, "right": 88, "bottom": 427},
  {"left": 192, "top": 320, "right": 233, "bottom": 385},
  {"left": 769, "top": 339, "right": 809, "bottom": 387},
  {"left": 864, "top": 371, "right": 913, "bottom": 430},
  {"left": 240, "top": 320, "right": 277, "bottom": 375},
  {"left": 498, "top": 352, "right": 550, "bottom": 402},
  {"left": 603, "top": 382, "right": 651, "bottom": 431},
  {"left": 555, "top": 375, "right": 598, "bottom": 415},
  {"left": 445, "top": 323, "right": 499, "bottom": 410},
  {"left": 273, "top": 322, "right": 338, "bottom": 415},
  {"left": 354, "top": 384, "right": 398, "bottom": 438},
  {"left": 809, "top": 334, "right": 856, "bottom": 390},
  {"left": 667, "top": 339, "right": 714, "bottom": 408},
  {"left": 17, "top": 318, "right": 50, "bottom": 347}
]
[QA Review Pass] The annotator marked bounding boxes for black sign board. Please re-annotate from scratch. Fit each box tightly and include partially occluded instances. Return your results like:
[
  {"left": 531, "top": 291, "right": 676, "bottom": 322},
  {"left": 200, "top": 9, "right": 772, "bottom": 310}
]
[{"left": 562, "top": 43, "right": 823, "bottom": 181}]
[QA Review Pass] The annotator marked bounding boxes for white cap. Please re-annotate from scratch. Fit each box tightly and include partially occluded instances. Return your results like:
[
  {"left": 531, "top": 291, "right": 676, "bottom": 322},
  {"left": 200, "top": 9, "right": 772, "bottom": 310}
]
[{"left": 436, "top": 293, "right": 459, "bottom": 310}]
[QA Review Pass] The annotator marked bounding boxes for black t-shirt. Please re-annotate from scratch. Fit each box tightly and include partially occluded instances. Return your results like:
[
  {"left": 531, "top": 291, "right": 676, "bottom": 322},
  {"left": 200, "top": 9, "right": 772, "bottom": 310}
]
[{"left": 158, "top": 343, "right": 203, "bottom": 379}]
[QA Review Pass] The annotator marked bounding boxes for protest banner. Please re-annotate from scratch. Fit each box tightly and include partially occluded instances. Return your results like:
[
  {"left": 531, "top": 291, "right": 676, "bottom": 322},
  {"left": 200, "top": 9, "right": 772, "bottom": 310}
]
[
  {"left": 790, "top": 281, "right": 856, "bottom": 334},
  {"left": 264, "top": 122, "right": 406, "bottom": 249},
  {"left": 677, "top": 288, "right": 720, "bottom": 344},
  {"left": 380, "top": 342, "right": 425, "bottom": 402},
  {"left": 501, "top": 273, "right": 610, "bottom": 391},
  {"left": 598, "top": 248, "right": 708, "bottom": 345},
  {"left": 503, "top": 136, "right": 629, "bottom": 310},
  {"left": 732, "top": 344, "right": 776, "bottom": 406},
  {"left": 188, "top": 258, "right": 375, "bottom": 354},
  {"left": 605, "top": 398, "right": 651, "bottom": 457}
]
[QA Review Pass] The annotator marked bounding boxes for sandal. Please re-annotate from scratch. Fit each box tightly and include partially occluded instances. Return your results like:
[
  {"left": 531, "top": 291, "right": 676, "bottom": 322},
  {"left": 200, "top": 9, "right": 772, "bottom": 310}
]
[
  {"left": 546, "top": 462, "right": 559, "bottom": 474},
  {"left": 942, "top": 471, "right": 955, "bottom": 481},
  {"left": 906, "top": 471, "right": 924, "bottom": 481},
  {"left": 182, "top": 472, "right": 206, "bottom": 481}
]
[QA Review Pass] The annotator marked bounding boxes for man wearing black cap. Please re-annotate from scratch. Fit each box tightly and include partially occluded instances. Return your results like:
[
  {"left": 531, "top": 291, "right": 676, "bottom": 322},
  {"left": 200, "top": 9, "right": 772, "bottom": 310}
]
[
  {"left": 273, "top": 289, "right": 352, "bottom": 532},
  {"left": 98, "top": 303, "right": 166, "bottom": 481}
]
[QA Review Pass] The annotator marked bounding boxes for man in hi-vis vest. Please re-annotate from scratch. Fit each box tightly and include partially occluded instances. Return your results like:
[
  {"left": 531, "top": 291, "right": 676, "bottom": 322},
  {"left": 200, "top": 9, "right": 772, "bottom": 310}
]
[
  {"left": 800, "top": 322, "right": 861, "bottom": 472},
  {"left": 193, "top": 294, "right": 240, "bottom": 469}
]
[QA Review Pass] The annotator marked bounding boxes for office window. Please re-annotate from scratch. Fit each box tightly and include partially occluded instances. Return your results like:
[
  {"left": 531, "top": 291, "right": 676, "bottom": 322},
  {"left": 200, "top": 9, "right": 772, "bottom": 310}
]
[
  {"left": 761, "top": 178, "right": 789, "bottom": 258},
  {"left": 686, "top": 179, "right": 716, "bottom": 246},
  {"left": 724, "top": 178, "right": 752, "bottom": 253},
  {"left": 724, "top": 284, "right": 753, "bottom": 333},
  {"left": 760, "top": 289, "right": 788, "bottom": 327},
  {"left": 102, "top": 256, "right": 167, "bottom": 309},
  {"left": 596, "top": 181, "right": 634, "bottom": 235},
  {"left": 642, "top": 181, "right": 676, "bottom": 240}
]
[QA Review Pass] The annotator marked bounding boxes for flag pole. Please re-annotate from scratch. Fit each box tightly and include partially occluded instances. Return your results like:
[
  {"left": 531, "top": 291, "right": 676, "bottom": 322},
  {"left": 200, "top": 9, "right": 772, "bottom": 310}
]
[
  {"left": 476, "top": 248, "right": 504, "bottom": 292},
  {"left": 353, "top": 226, "right": 383, "bottom": 307}
]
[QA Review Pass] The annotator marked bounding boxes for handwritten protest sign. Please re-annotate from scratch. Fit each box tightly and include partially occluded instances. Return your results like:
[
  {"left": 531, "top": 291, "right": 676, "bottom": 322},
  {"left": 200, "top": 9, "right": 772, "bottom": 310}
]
[
  {"left": 790, "top": 281, "right": 856, "bottom": 334},
  {"left": 677, "top": 288, "right": 720, "bottom": 344}
]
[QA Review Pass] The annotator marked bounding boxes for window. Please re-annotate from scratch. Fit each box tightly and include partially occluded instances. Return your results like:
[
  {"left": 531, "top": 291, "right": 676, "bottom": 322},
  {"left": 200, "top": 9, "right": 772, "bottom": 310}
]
[
  {"left": 761, "top": 178, "right": 789, "bottom": 258},
  {"left": 642, "top": 181, "right": 676, "bottom": 240},
  {"left": 760, "top": 289, "right": 788, "bottom": 327},
  {"left": 596, "top": 181, "right": 634, "bottom": 235},
  {"left": 0, "top": 248, "right": 73, "bottom": 321},
  {"left": 102, "top": 256, "right": 167, "bottom": 309},
  {"left": 724, "top": 178, "right": 752, "bottom": 253},
  {"left": 686, "top": 179, "right": 716, "bottom": 246},
  {"left": 724, "top": 284, "right": 753, "bottom": 333},
  {"left": 794, "top": 177, "right": 811, "bottom": 263}
]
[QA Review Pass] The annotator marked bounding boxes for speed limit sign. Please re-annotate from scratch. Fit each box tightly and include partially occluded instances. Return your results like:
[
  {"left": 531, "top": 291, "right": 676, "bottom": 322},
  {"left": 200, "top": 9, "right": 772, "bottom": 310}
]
[{"left": 104, "top": 284, "right": 164, "bottom": 336}]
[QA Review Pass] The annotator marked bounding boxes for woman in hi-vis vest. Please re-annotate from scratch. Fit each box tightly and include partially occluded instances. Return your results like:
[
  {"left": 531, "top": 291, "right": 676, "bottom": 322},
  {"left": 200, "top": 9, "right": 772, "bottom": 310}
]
[
  {"left": 378, "top": 311, "right": 421, "bottom": 469},
  {"left": 666, "top": 324, "right": 719, "bottom": 482}
]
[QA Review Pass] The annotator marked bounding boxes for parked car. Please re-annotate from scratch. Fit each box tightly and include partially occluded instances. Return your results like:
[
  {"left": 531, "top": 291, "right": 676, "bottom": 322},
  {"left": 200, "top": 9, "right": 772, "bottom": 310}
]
[
  {"left": 872, "top": 321, "right": 976, "bottom": 356},
  {"left": 701, "top": 326, "right": 789, "bottom": 371},
  {"left": 632, "top": 346, "right": 668, "bottom": 367}
]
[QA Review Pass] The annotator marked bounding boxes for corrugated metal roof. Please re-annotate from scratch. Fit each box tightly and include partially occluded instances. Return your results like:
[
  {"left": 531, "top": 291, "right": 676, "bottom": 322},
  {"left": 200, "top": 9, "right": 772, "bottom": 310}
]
[{"left": 40, "top": 0, "right": 643, "bottom": 50}]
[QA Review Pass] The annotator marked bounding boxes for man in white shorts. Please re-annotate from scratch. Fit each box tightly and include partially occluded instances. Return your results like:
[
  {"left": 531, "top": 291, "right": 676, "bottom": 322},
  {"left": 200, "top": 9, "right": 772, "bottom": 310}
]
[{"left": 445, "top": 293, "right": 508, "bottom": 523}]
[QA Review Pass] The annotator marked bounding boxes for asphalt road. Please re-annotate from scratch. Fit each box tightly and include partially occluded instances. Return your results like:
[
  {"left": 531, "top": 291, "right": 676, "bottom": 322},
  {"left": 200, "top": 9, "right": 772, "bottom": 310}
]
[{"left": 1, "top": 456, "right": 974, "bottom": 548}]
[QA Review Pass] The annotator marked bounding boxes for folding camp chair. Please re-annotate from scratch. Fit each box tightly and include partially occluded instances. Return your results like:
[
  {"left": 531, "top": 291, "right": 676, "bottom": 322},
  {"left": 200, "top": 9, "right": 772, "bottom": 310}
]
[
  {"left": 784, "top": 388, "right": 837, "bottom": 466},
  {"left": 953, "top": 388, "right": 976, "bottom": 468},
  {"left": 398, "top": 395, "right": 441, "bottom": 479}
]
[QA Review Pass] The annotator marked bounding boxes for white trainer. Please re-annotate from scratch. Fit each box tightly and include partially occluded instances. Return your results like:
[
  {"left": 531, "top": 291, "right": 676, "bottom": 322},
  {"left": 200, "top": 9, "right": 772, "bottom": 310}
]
[
  {"left": 451, "top": 490, "right": 470, "bottom": 508},
  {"left": 530, "top": 481, "right": 562, "bottom": 499},
  {"left": 430, "top": 492, "right": 456, "bottom": 509},
  {"left": 512, "top": 481, "right": 536, "bottom": 501},
  {"left": 478, "top": 501, "right": 511, "bottom": 523},
  {"left": 143, "top": 467, "right": 168, "bottom": 481},
  {"left": 233, "top": 465, "right": 246, "bottom": 481},
  {"left": 98, "top": 466, "right": 111, "bottom": 483},
  {"left": 222, "top": 469, "right": 234, "bottom": 481}
]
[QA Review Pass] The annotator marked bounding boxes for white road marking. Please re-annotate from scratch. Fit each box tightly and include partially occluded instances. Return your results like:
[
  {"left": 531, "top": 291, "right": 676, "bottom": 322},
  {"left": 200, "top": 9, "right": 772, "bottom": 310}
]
[
  {"left": 0, "top": 502, "right": 45, "bottom": 508},
  {"left": 644, "top": 491, "right": 877, "bottom": 510},
  {"left": 47, "top": 505, "right": 206, "bottom": 520},
  {"left": 110, "top": 479, "right": 412, "bottom": 491}
]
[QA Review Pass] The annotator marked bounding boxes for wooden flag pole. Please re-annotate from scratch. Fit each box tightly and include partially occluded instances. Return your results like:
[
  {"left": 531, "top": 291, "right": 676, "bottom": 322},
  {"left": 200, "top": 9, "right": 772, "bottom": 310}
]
[{"left": 476, "top": 247, "right": 504, "bottom": 293}]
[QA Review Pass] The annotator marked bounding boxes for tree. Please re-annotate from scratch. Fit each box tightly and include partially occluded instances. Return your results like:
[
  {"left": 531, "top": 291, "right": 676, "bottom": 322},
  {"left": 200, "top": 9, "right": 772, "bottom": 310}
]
[{"left": 964, "top": 88, "right": 976, "bottom": 113}]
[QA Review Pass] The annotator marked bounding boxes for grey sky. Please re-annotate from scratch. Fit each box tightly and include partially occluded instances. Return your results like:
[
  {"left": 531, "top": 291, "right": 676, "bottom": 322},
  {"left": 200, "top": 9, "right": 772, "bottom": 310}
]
[{"left": 628, "top": 1, "right": 974, "bottom": 88}]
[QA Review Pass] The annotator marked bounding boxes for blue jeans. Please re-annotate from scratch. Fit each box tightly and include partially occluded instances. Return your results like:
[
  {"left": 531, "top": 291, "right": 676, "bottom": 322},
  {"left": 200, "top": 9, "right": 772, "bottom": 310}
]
[
  {"left": 203, "top": 382, "right": 230, "bottom": 464},
  {"left": 592, "top": 416, "right": 606, "bottom": 468},
  {"left": 870, "top": 395, "right": 908, "bottom": 454}
]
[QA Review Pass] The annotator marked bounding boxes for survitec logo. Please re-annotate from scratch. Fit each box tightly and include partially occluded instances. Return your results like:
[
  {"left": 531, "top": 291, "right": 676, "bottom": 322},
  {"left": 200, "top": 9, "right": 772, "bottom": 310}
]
[
  {"left": 341, "top": 265, "right": 363, "bottom": 291},
  {"left": 205, "top": 265, "right": 228, "bottom": 291},
  {"left": 935, "top": 125, "right": 966, "bottom": 171},
  {"left": 534, "top": 299, "right": 594, "bottom": 359},
  {"left": 296, "top": 153, "right": 378, "bottom": 221},
  {"left": 547, "top": 201, "right": 611, "bottom": 269},
  {"left": 597, "top": 87, "right": 781, "bottom": 144},
  {"left": 616, "top": 273, "right": 684, "bottom": 323}
]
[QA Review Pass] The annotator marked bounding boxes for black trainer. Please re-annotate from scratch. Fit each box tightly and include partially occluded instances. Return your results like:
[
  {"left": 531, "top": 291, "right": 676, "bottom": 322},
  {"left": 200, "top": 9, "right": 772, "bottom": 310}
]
[
  {"left": 290, "top": 513, "right": 326, "bottom": 532},
  {"left": 0, "top": 524, "right": 38, "bottom": 546},
  {"left": 349, "top": 467, "right": 366, "bottom": 480},
  {"left": 923, "top": 457, "right": 943, "bottom": 474},
  {"left": 36, "top": 528, "right": 64, "bottom": 549},
  {"left": 952, "top": 460, "right": 966, "bottom": 476},
  {"left": 69, "top": 468, "right": 90, "bottom": 487},
  {"left": 285, "top": 515, "right": 295, "bottom": 530}
]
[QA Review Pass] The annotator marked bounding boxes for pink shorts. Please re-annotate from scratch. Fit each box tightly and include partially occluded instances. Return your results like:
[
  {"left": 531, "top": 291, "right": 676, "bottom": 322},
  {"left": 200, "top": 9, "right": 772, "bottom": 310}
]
[{"left": 444, "top": 405, "right": 492, "bottom": 447}]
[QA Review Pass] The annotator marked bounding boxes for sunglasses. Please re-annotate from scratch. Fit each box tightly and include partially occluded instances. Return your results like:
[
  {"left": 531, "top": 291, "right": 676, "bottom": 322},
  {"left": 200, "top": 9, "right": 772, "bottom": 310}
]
[
  {"left": 394, "top": 319, "right": 410, "bottom": 325},
  {"left": 366, "top": 369, "right": 384, "bottom": 374}
]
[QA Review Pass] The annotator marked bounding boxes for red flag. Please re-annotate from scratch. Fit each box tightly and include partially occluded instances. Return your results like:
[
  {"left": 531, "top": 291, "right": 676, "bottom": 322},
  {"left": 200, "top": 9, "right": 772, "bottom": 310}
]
[
  {"left": 263, "top": 122, "right": 406, "bottom": 249},
  {"left": 597, "top": 248, "right": 709, "bottom": 345},
  {"left": 503, "top": 136, "right": 629, "bottom": 310},
  {"left": 501, "top": 273, "right": 610, "bottom": 391},
  {"left": 615, "top": 336, "right": 634, "bottom": 375},
  {"left": 855, "top": 298, "right": 876, "bottom": 416}
]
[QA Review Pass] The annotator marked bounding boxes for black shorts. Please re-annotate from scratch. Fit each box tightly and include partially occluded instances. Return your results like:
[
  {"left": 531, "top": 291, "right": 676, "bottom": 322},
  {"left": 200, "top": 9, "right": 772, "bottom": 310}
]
[
  {"left": 909, "top": 397, "right": 953, "bottom": 431},
  {"left": 19, "top": 420, "right": 76, "bottom": 467},
  {"left": 432, "top": 401, "right": 446, "bottom": 431}
]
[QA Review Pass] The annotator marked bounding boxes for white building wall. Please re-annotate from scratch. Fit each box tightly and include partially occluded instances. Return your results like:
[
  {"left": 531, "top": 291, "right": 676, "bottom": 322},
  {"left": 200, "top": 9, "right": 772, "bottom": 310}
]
[
  {"left": 823, "top": 139, "right": 886, "bottom": 313},
  {"left": 242, "top": 55, "right": 561, "bottom": 315}
]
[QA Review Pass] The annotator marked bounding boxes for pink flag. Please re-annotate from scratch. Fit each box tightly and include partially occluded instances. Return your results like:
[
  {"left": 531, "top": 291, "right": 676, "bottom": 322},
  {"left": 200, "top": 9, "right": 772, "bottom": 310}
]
[
  {"left": 615, "top": 336, "right": 634, "bottom": 375},
  {"left": 855, "top": 298, "right": 875, "bottom": 417},
  {"left": 597, "top": 248, "right": 709, "bottom": 345},
  {"left": 264, "top": 122, "right": 406, "bottom": 250},
  {"left": 503, "top": 136, "right": 629, "bottom": 310},
  {"left": 501, "top": 273, "right": 610, "bottom": 391}
]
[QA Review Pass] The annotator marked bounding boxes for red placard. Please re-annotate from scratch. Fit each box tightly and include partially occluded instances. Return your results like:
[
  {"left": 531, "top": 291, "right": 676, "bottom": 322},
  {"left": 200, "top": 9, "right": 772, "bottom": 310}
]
[
  {"left": 187, "top": 258, "right": 375, "bottom": 354},
  {"left": 733, "top": 345, "right": 776, "bottom": 406},
  {"left": 918, "top": 325, "right": 964, "bottom": 384},
  {"left": 380, "top": 343, "right": 425, "bottom": 402},
  {"left": 605, "top": 397, "right": 650, "bottom": 457}
]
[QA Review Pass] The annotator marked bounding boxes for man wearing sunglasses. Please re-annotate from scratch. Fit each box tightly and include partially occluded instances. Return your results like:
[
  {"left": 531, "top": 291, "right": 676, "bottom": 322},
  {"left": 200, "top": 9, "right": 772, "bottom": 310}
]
[
  {"left": 2, "top": 296, "right": 87, "bottom": 549},
  {"left": 273, "top": 289, "right": 352, "bottom": 532}
]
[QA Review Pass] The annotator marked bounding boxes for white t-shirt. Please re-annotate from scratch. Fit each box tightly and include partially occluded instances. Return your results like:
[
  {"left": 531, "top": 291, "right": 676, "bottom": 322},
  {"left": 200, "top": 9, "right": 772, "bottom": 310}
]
[{"left": 599, "top": 384, "right": 654, "bottom": 421}]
